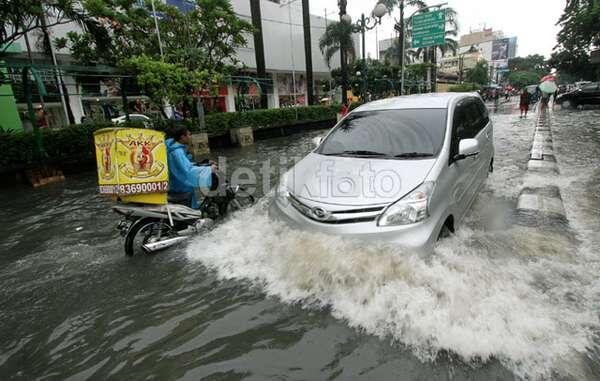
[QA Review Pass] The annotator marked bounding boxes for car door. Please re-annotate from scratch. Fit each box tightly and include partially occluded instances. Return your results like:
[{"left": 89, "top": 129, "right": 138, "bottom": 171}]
[
  {"left": 472, "top": 98, "right": 493, "bottom": 180},
  {"left": 449, "top": 98, "right": 478, "bottom": 217},
  {"left": 580, "top": 83, "right": 599, "bottom": 105}
]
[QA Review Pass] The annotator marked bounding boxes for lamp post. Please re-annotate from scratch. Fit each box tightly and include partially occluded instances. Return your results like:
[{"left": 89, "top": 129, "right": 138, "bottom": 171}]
[
  {"left": 399, "top": 2, "right": 447, "bottom": 95},
  {"left": 344, "top": 3, "right": 386, "bottom": 104}
]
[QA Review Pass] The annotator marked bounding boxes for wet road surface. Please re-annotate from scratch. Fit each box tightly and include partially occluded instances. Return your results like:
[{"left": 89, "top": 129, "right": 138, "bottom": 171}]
[{"left": 1, "top": 103, "right": 599, "bottom": 380}]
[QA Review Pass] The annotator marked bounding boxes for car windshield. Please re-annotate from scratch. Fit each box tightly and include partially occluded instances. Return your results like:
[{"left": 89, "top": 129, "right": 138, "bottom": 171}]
[{"left": 317, "top": 109, "right": 448, "bottom": 159}]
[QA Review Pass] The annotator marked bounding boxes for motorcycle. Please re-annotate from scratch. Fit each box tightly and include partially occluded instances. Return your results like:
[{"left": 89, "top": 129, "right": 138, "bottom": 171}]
[{"left": 113, "top": 177, "right": 254, "bottom": 256}]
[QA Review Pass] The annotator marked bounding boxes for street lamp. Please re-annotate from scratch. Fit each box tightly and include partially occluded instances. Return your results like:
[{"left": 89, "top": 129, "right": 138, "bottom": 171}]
[
  {"left": 398, "top": 2, "right": 448, "bottom": 95},
  {"left": 345, "top": 3, "right": 387, "bottom": 60}
]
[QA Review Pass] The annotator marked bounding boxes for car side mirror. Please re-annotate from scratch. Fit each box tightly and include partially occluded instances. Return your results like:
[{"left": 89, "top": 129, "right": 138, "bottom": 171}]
[
  {"left": 454, "top": 138, "right": 480, "bottom": 161},
  {"left": 312, "top": 136, "right": 324, "bottom": 147}
]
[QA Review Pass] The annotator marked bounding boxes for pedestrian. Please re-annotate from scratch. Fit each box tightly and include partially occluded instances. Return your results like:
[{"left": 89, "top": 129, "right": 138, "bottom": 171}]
[
  {"left": 519, "top": 88, "right": 530, "bottom": 118},
  {"left": 34, "top": 105, "right": 49, "bottom": 129},
  {"left": 340, "top": 103, "right": 349, "bottom": 117}
]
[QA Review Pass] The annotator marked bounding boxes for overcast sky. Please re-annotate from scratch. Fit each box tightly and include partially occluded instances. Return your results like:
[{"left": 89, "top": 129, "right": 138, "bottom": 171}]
[{"left": 305, "top": 0, "right": 566, "bottom": 59}]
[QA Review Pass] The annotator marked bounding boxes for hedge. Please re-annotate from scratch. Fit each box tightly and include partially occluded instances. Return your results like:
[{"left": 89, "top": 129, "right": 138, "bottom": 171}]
[
  {"left": 0, "top": 104, "right": 341, "bottom": 172},
  {"left": 447, "top": 83, "right": 480, "bottom": 92},
  {"left": 161, "top": 104, "right": 339, "bottom": 136}
]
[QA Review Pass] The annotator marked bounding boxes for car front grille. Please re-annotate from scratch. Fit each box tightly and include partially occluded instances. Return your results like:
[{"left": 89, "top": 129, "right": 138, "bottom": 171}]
[{"left": 288, "top": 194, "right": 385, "bottom": 224}]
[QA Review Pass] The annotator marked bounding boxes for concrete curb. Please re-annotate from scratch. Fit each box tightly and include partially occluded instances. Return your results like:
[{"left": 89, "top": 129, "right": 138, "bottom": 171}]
[{"left": 516, "top": 109, "right": 568, "bottom": 224}]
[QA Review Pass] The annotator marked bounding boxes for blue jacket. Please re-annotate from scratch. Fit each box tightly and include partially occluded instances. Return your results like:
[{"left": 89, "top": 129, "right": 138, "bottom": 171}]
[{"left": 165, "top": 138, "right": 212, "bottom": 208}]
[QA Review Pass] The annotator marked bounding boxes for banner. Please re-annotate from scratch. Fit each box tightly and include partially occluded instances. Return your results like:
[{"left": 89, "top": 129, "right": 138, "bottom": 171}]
[{"left": 492, "top": 38, "right": 509, "bottom": 61}]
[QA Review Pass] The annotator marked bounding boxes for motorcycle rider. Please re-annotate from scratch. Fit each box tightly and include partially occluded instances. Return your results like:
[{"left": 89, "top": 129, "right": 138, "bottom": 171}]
[{"left": 165, "top": 126, "right": 216, "bottom": 208}]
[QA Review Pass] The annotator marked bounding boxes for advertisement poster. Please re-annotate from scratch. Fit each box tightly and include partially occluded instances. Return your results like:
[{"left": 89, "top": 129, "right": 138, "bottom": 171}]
[
  {"left": 492, "top": 38, "right": 509, "bottom": 61},
  {"left": 94, "top": 128, "right": 168, "bottom": 204}
]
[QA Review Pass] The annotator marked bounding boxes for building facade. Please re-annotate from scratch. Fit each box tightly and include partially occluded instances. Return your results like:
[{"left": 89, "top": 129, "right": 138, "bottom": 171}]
[{"left": 3, "top": 0, "right": 357, "bottom": 130}]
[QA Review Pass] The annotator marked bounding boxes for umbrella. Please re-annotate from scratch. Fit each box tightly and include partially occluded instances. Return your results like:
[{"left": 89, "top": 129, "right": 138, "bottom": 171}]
[
  {"left": 540, "top": 74, "right": 556, "bottom": 82},
  {"left": 539, "top": 80, "right": 558, "bottom": 94}
]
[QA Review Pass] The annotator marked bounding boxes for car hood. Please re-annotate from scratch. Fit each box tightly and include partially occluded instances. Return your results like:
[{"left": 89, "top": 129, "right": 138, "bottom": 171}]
[{"left": 283, "top": 152, "right": 437, "bottom": 207}]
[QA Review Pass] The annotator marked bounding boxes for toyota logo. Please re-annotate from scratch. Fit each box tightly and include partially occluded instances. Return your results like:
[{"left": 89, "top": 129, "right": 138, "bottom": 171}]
[{"left": 311, "top": 207, "right": 331, "bottom": 221}]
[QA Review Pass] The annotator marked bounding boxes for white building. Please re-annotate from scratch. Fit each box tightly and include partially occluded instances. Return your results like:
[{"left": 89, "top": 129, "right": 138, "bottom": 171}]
[{"left": 4, "top": 0, "right": 358, "bottom": 127}]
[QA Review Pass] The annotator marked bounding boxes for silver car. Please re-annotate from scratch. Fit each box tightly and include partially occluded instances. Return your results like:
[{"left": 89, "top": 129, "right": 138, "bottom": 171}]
[{"left": 272, "top": 93, "right": 494, "bottom": 249}]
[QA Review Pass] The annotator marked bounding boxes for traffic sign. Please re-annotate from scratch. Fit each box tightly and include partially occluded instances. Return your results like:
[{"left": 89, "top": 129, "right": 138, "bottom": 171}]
[{"left": 412, "top": 9, "right": 446, "bottom": 49}]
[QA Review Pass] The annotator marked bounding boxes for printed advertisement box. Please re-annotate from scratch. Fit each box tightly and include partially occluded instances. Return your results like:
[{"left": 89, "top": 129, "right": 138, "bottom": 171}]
[{"left": 94, "top": 128, "right": 168, "bottom": 204}]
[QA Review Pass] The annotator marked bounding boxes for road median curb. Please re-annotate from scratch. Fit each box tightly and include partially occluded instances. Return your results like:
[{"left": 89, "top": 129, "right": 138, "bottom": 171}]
[{"left": 516, "top": 109, "right": 568, "bottom": 225}]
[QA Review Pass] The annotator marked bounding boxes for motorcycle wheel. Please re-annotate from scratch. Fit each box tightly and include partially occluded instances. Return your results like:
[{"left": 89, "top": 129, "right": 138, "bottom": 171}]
[
  {"left": 124, "top": 218, "right": 175, "bottom": 256},
  {"left": 228, "top": 189, "right": 255, "bottom": 212}
]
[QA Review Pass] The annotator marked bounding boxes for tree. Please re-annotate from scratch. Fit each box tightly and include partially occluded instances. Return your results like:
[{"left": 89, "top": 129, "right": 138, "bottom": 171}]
[
  {"left": 556, "top": 0, "right": 600, "bottom": 53},
  {"left": 318, "top": 20, "right": 356, "bottom": 69},
  {"left": 465, "top": 60, "right": 489, "bottom": 86},
  {"left": 508, "top": 55, "right": 549, "bottom": 76},
  {"left": 548, "top": 49, "right": 598, "bottom": 81},
  {"left": 0, "top": 0, "right": 86, "bottom": 55},
  {"left": 384, "top": 37, "right": 416, "bottom": 65},
  {"left": 507, "top": 71, "right": 540, "bottom": 89},
  {"left": 59, "top": 0, "right": 252, "bottom": 73},
  {"left": 120, "top": 55, "right": 212, "bottom": 108},
  {"left": 552, "top": 0, "right": 600, "bottom": 81},
  {"left": 160, "top": 0, "right": 252, "bottom": 74}
]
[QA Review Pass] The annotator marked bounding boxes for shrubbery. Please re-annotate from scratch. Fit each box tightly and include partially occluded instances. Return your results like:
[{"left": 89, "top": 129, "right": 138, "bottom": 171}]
[
  {"left": 447, "top": 82, "right": 480, "bottom": 92},
  {"left": 0, "top": 105, "right": 340, "bottom": 172}
]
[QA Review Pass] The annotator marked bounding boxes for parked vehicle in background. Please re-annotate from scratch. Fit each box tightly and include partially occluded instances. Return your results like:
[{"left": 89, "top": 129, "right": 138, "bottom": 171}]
[
  {"left": 557, "top": 82, "right": 600, "bottom": 109},
  {"left": 111, "top": 114, "right": 153, "bottom": 128},
  {"left": 271, "top": 93, "right": 495, "bottom": 250}
]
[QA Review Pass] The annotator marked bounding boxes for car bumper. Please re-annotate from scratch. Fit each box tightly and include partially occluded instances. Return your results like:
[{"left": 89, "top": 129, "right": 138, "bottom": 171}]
[{"left": 269, "top": 198, "right": 442, "bottom": 251}]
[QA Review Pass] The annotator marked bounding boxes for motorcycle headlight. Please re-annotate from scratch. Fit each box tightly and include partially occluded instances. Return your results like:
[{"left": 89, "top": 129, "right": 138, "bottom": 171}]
[{"left": 377, "top": 182, "right": 435, "bottom": 227}]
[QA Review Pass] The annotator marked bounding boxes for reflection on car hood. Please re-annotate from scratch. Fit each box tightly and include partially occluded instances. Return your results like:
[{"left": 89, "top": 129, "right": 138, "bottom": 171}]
[{"left": 284, "top": 152, "right": 436, "bottom": 206}]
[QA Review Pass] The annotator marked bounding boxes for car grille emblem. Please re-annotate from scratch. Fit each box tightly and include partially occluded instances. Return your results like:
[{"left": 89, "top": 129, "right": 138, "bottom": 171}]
[{"left": 311, "top": 207, "right": 331, "bottom": 221}]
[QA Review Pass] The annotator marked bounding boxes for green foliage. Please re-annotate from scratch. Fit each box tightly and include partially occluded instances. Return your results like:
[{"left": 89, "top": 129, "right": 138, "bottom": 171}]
[
  {"left": 465, "top": 60, "right": 490, "bottom": 86},
  {"left": 318, "top": 21, "right": 356, "bottom": 69},
  {"left": 507, "top": 71, "right": 540, "bottom": 89},
  {"left": 160, "top": 0, "right": 253, "bottom": 73},
  {"left": 447, "top": 83, "right": 479, "bottom": 92},
  {"left": 331, "top": 59, "right": 401, "bottom": 98},
  {"left": 178, "top": 105, "right": 339, "bottom": 136},
  {"left": 556, "top": 0, "right": 600, "bottom": 53},
  {"left": 552, "top": 0, "right": 600, "bottom": 81},
  {"left": 548, "top": 49, "right": 598, "bottom": 82},
  {"left": 508, "top": 55, "right": 548, "bottom": 76},
  {"left": 0, "top": 0, "right": 86, "bottom": 55},
  {"left": 119, "top": 55, "right": 213, "bottom": 107},
  {"left": 0, "top": 106, "right": 339, "bottom": 171}
]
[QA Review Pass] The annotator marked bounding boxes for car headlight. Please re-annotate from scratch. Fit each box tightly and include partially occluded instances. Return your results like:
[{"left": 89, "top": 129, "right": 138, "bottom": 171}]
[
  {"left": 275, "top": 173, "right": 290, "bottom": 205},
  {"left": 377, "top": 182, "right": 435, "bottom": 227}
]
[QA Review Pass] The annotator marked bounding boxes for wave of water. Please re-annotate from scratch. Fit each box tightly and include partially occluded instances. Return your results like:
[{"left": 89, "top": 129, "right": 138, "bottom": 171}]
[{"left": 186, "top": 194, "right": 599, "bottom": 379}]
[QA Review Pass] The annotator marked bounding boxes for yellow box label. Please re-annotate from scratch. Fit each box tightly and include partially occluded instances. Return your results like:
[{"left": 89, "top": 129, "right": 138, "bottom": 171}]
[{"left": 94, "top": 128, "right": 169, "bottom": 204}]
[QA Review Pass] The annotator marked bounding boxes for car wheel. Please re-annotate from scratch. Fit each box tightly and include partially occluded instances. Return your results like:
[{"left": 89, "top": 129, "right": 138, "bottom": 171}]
[{"left": 561, "top": 100, "right": 573, "bottom": 109}]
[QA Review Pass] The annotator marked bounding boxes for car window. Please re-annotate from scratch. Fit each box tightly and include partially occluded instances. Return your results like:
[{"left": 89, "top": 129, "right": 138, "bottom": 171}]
[
  {"left": 317, "top": 109, "right": 448, "bottom": 158},
  {"left": 464, "top": 98, "right": 488, "bottom": 134},
  {"left": 581, "top": 83, "right": 598, "bottom": 92}
]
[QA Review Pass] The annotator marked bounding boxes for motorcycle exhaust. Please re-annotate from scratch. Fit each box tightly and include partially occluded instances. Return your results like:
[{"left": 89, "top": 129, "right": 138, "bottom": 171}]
[{"left": 142, "top": 236, "right": 188, "bottom": 253}]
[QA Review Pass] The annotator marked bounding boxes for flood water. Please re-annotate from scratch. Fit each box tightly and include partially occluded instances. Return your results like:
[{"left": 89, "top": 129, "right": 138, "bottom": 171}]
[{"left": 1, "top": 103, "right": 599, "bottom": 380}]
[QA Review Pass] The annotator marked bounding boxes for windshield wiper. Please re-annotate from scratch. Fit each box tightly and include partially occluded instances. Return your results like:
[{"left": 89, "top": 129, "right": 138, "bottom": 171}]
[
  {"left": 323, "top": 150, "right": 388, "bottom": 157},
  {"left": 393, "top": 152, "right": 435, "bottom": 158}
]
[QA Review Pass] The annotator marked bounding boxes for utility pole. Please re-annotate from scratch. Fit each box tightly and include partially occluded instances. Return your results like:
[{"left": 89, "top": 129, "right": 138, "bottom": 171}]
[
  {"left": 338, "top": 0, "right": 349, "bottom": 105},
  {"left": 250, "top": 0, "right": 268, "bottom": 109},
  {"left": 302, "top": 0, "right": 315, "bottom": 105}
]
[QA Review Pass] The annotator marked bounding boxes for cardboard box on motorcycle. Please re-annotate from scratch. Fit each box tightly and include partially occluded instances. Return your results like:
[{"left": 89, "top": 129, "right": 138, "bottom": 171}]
[{"left": 94, "top": 128, "right": 168, "bottom": 205}]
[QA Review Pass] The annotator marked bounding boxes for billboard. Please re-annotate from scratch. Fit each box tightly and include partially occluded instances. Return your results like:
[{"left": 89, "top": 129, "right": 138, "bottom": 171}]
[{"left": 492, "top": 38, "right": 509, "bottom": 61}]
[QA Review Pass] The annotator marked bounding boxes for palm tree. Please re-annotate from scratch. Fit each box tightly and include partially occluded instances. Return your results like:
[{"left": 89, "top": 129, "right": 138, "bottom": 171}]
[
  {"left": 383, "top": 37, "right": 416, "bottom": 65},
  {"left": 380, "top": 0, "right": 427, "bottom": 70},
  {"left": 318, "top": 21, "right": 356, "bottom": 69}
]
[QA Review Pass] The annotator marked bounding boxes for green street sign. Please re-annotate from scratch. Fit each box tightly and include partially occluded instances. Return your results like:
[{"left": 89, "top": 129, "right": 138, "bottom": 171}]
[{"left": 412, "top": 9, "right": 446, "bottom": 49}]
